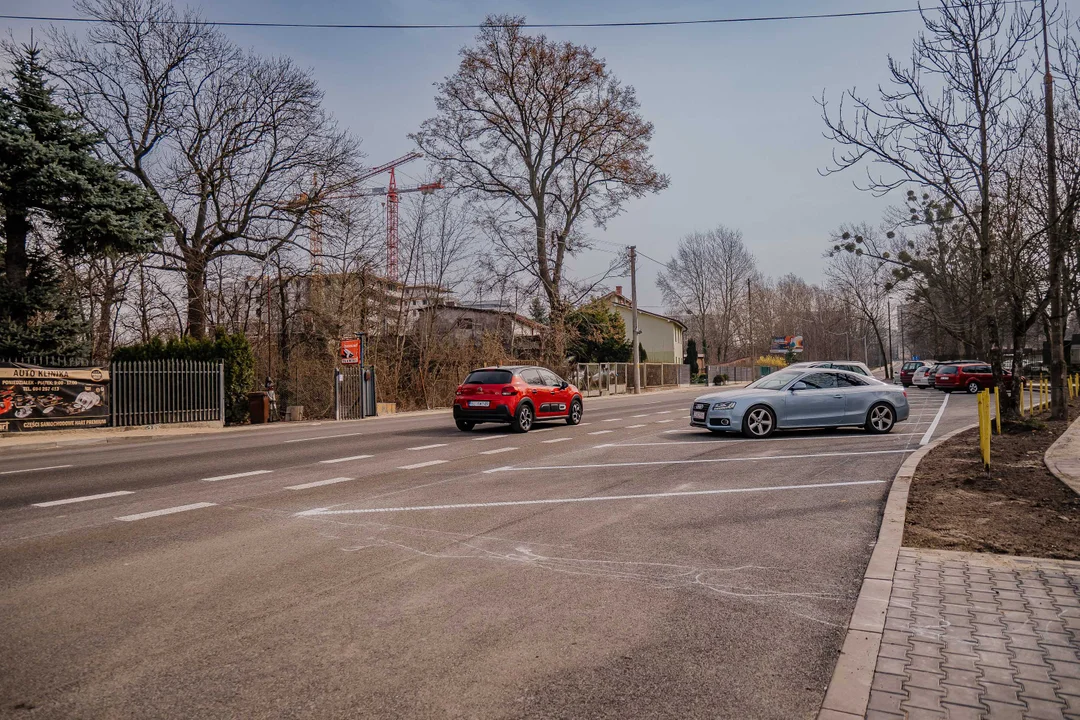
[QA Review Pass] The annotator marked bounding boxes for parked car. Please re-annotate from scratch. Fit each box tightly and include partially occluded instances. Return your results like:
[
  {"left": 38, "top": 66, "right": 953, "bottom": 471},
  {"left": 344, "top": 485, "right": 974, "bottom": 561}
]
[
  {"left": 926, "top": 360, "right": 980, "bottom": 388},
  {"left": 786, "top": 360, "right": 877, "bottom": 379},
  {"left": 911, "top": 365, "right": 933, "bottom": 388},
  {"left": 933, "top": 363, "right": 1016, "bottom": 394},
  {"left": 899, "top": 360, "right": 932, "bottom": 387},
  {"left": 453, "top": 366, "right": 583, "bottom": 433},
  {"left": 690, "top": 367, "right": 910, "bottom": 438}
]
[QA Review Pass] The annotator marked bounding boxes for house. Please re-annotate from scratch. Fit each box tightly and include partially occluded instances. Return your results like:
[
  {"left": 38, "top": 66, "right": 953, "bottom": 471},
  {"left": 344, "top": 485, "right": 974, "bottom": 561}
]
[
  {"left": 599, "top": 287, "right": 687, "bottom": 364},
  {"left": 415, "top": 304, "right": 545, "bottom": 355}
]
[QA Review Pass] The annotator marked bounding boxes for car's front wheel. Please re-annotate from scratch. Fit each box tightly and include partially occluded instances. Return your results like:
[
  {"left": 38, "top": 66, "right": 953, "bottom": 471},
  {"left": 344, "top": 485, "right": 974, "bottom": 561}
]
[
  {"left": 865, "top": 403, "right": 895, "bottom": 434},
  {"left": 511, "top": 402, "right": 534, "bottom": 433},
  {"left": 567, "top": 398, "right": 583, "bottom": 425},
  {"left": 741, "top": 405, "right": 776, "bottom": 439},
  {"left": 455, "top": 419, "right": 475, "bottom": 432},
  {"left": 966, "top": 381, "right": 980, "bottom": 394}
]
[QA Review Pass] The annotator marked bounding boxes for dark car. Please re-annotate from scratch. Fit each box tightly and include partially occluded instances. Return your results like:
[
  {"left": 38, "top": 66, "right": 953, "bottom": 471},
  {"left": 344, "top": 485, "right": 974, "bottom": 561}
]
[
  {"left": 899, "top": 360, "right": 932, "bottom": 387},
  {"left": 933, "top": 363, "right": 1016, "bottom": 394},
  {"left": 453, "top": 366, "right": 583, "bottom": 433}
]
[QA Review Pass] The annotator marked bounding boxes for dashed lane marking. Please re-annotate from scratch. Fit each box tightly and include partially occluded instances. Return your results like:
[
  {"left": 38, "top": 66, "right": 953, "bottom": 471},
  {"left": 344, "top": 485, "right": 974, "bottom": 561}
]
[
  {"left": 631, "top": 414, "right": 649, "bottom": 418},
  {"left": 625, "top": 424, "right": 646, "bottom": 429},
  {"left": 398, "top": 460, "right": 448, "bottom": 470},
  {"left": 33, "top": 490, "right": 134, "bottom": 507},
  {"left": 602, "top": 418, "right": 622, "bottom": 422},
  {"left": 297, "top": 480, "right": 886, "bottom": 516},
  {"left": 284, "top": 432, "right": 363, "bottom": 443},
  {"left": 542, "top": 437, "right": 572, "bottom": 444},
  {"left": 319, "top": 455, "right": 373, "bottom": 465},
  {"left": 480, "top": 446, "right": 517, "bottom": 455},
  {"left": 408, "top": 444, "right": 448, "bottom": 451},
  {"left": 1, "top": 465, "right": 73, "bottom": 476},
  {"left": 656, "top": 419, "right": 675, "bottom": 424},
  {"left": 285, "top": 477, "right": 354, "bottom": 491},
  {"left": 201, "top": 470, "right": 272, "bottom": 482},
  {"left": 117, "top": 502, "right": 217, "bottom": 522},
  {"left": 587, "top": 430, "right": 614, "bottom": 436},
  {"left": 484, "top": 448, "right": 914, "bottom": 473},
  {"left": 655, "top": 410, "right": 673, "bottom": 415},
  {"left": 473, "top": 435, "right": 506, "bottom": 441}
]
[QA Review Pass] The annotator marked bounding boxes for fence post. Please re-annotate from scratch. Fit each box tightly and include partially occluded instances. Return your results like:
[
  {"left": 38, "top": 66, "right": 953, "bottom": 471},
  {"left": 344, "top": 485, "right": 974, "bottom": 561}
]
[{"left": 993, "top": 386, "right": 1001, "bottom": 435}]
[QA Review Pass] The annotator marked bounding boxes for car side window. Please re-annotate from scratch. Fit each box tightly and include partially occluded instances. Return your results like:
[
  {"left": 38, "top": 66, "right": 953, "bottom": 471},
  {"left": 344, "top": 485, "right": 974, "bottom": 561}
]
[
  {"left": 974, "top": 365, "right": 991, "bottom": 374},
  {"left": 836, "top": 373, "right": 866, "bottom": 387},
  {"left": 800, "top": 373, "right": 837, "bottom": 389},
  {"left": 539, "top": 369, "right": 562, "bottom": 387},
  {"left": 518, "top": 368, "right": 543, "bottom": 385}
]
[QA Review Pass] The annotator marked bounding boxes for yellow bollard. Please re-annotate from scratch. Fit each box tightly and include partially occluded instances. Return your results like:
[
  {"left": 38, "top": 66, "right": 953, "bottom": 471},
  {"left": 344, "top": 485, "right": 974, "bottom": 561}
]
[
  {"left": 1028, "top": 381, "right": 1034, "bottom": 416},
  {"left": 978, "top": 390, "right": 991, "bottom": 471},
  {"left": 994, "top": 386, "right": 1001, "bottom": 434}
]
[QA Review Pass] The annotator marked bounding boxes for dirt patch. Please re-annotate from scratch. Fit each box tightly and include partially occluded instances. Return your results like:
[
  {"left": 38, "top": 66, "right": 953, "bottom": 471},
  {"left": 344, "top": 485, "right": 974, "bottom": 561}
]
[{"left": 904, "top": 396, "right": 1080, "bottom": 560}]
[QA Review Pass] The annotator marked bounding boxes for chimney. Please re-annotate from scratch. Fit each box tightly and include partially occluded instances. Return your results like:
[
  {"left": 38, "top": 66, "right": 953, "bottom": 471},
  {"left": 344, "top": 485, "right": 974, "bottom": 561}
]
[{"left": 615, "top": 285, "right": 623, "bottom": 296}]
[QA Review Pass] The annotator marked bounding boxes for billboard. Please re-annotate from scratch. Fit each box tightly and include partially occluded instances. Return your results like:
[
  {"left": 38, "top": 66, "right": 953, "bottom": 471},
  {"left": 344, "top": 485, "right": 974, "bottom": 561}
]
[
  {"left": 0, "top": 363, "right": 110, "bottom": 432},
  {"left": 769, "top": 336, "right": 804, "bottom": 354},
  {"left": 340, "top": 338, "right": 361, "bottom": 365}
]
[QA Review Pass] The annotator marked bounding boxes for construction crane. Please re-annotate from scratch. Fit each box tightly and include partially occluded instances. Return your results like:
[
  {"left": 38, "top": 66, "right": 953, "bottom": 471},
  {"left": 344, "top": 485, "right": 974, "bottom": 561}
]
[{"left": 289, "top": 152, "right": 442, "bottom": 281}]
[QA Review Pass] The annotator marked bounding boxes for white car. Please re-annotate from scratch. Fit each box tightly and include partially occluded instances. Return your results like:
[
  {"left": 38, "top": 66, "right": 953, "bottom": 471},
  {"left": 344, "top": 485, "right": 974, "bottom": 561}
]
[
  {"left": 912, "top": 366, "right": 932, "bottom": 388},
  {"left": 786, "top": 360, "right": 878, "bottom": 380}
]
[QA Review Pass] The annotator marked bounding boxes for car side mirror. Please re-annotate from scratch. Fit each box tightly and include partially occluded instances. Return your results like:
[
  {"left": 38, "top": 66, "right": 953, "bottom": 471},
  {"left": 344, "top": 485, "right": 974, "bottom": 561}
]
[
  {"left": 790, "top": 381, "right": 808, "bottom": 391},
  {"left": 559, "top": 381, "right": 569, "bottom": 390}
]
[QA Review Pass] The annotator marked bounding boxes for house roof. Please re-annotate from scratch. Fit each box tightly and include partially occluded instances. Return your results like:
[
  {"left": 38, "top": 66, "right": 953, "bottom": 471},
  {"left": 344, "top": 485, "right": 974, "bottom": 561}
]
[{"left": 598, "top": 292, "right": 688, "bottom": 330}]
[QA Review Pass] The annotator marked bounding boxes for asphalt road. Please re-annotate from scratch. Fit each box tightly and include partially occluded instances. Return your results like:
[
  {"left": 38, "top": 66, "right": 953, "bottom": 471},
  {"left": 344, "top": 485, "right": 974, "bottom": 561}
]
[{"left": 0, "top": 386, "right": 975, "bottom": 719}]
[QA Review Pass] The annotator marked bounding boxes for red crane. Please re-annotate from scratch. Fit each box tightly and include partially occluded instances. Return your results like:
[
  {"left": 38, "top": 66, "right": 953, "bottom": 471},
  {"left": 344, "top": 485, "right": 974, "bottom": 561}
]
[{"left": 292, "top": 152, "right": 442, "bottom": 281}]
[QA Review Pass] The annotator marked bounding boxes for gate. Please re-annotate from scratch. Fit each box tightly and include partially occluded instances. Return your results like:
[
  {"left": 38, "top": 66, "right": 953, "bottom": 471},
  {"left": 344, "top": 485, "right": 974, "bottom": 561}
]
[
  {"left": 335, "top": 366, "right": 376, "bottom": 420},
  {"left": 111, "top": 359, "right": 225, "bottom": 426}
]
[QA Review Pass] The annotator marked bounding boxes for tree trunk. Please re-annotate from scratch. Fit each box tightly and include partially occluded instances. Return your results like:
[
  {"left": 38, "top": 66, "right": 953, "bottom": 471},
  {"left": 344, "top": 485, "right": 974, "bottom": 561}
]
[
  {"left": 2, "top": 208, "right": 30, "bottom": 324},
  {"left": 184, "top": 249, "right": 208, "bottom": 339},
  {"left": 92, "top": 277, "right": 117, "bottom": 363}
]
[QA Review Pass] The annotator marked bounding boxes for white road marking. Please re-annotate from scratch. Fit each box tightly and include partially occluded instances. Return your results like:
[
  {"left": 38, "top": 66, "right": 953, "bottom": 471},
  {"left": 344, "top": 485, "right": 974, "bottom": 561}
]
[
  {"left": 602, "top": 418, "right": 622, "bottom": 422},
  {"left": 588, "top": 430, "right": 614, "bottom": 436},
  {"left": 542, "top": 437, "right": 572, "bottom": 444},
  {"left": 285, "top": 477, "right": 354, "bottom": 490},
  {"left": 33, "top": 490, "right": 134, "bottom": 508},
  {"left": 656, "top": 410, "right": 673, "bottom": 415},
  {"left": 480, "top": 447, "right": 517, "bottom": 455},
  {"left": 284, "top": 432, "right": 363, "bottom": 443},
  {"left": 408, "top": 443, "right": 448, "bottom": 451},
  {"left": 578, "top": 422, "right": 593, "bottom": 426},
  {"left": 532, "top": 427, "right": 552, "bottom": 432},
  {"left": 605, "top": 432, "right": 923, "bottom": 447},
  {"left": 201, "top": 470, "right": 272, "bottom": 482},
  {"left": 473, "top": 435, "right": 505, "bottom": 441},
  {"left": 117, "top": 502, "right": 216, "bottom": 522},
  {"left": 485, "top": 448, "right": 914, "bottom": 473},
  {"left": 399, "top": 460, "right": 448, "bottom": 470},
  {"left": 319, "top": 455, "right": 373, "bottom": 465},
  {"left": 656, "top": 419, "right": 675, "bottom": 424},
  {"left": 0, "top": 464, "right": 73, "bottom": 476},
  {"left": 631, "top": 414, "right": 649, "bottom": 418},
  {"left": 919, "top": 395, "right": 950, "bottom": 445},
  {"left": 625, "top": 424, "right": 646, "bottom": 429},
  {"left": 298, "top": 480, "right": 886, "bottom": 516}
]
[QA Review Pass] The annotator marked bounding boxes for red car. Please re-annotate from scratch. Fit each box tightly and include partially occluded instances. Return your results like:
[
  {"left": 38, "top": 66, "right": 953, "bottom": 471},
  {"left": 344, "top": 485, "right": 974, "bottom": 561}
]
[
  {"left": 453, "top": 366, "right": 583, "bottom": 433},
  {"left": 933, "top": 362, "right": 1014, "bottom": 394}
]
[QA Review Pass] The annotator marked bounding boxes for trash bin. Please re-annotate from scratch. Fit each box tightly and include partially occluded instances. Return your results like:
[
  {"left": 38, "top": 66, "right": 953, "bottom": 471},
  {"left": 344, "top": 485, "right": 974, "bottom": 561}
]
[
  {"left": 760, "top": 366, "right": 772, "bottom": 377},
  {"left": 248, "top": 392, "right": 270, "bottom": 424}
]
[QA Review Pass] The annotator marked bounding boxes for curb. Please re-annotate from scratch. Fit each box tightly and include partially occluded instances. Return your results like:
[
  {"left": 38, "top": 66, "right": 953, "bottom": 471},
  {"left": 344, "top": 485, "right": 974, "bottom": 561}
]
[
  {"left": 1045, "top": 415, "right": 1080, "bottom": 497},
  {"left": 816, "top": 422, "right": 979, "bottom": 720}
]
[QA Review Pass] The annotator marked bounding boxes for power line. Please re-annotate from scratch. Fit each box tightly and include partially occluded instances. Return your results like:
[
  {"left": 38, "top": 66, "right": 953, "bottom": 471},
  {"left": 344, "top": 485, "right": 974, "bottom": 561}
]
[{"left": 0, "top": 3, "right": 1034, "bottom": 31}]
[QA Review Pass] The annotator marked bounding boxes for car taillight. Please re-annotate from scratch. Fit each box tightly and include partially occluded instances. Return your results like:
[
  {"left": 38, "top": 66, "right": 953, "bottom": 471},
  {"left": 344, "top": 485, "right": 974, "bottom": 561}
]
[
  {"left": 455, "top": 386, "right": 463, "bottom": 395},
  {"left": 903, "top": 390, "right": 908, "bottom": 398},
  {"left": 501, "top": 386, "right": 518, "bottom": 396}
]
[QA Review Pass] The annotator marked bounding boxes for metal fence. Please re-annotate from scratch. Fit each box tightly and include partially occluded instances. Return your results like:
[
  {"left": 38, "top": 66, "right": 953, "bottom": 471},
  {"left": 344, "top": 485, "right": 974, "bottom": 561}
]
[
  {"left": 570, "top": 362, "right": 690, "bottom": 398},
  {"left": 335, "top": 365, "right": 377, "bottom": 420},
  {"left": 706, "top": 365, "right": 763, "bottom": 385},
  {"left": 111, "top": 360, "right": 225, "bottom": 427}
]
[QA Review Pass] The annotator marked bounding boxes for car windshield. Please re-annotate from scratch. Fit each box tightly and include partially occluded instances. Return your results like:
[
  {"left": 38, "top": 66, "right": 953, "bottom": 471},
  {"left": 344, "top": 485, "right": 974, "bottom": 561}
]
[
  {"left": 748, "top": 370, "right": 801, "bottom": 390},
  {"left": 463, "top": 370, "right": 513, "bottom": 385}
]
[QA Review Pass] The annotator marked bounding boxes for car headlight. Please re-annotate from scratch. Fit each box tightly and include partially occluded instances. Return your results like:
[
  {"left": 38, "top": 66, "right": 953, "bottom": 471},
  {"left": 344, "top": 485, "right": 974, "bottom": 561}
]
[{"left": 712, "top": 401, "right": 736, "bottom": 410}]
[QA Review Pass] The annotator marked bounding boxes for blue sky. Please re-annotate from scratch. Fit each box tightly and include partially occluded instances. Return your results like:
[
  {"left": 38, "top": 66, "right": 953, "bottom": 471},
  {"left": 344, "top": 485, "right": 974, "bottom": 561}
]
[{"left": 5, "top": 0, "right": 938, "bottom": 309}]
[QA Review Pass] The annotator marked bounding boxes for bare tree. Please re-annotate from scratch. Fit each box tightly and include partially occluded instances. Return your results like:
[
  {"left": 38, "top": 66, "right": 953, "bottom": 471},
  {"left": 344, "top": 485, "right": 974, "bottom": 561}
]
[
  {"left": 826, "top": 226, "right": 893, "bottom": 375},
  {"left": 657, "top": 231, "right": 716, "bottom": 363},
  {"left": 51, "top": 0, "right": 359, "bottom": 339},
  {"left": 412, "top": 16, "right": 668, "bottom": 363}
]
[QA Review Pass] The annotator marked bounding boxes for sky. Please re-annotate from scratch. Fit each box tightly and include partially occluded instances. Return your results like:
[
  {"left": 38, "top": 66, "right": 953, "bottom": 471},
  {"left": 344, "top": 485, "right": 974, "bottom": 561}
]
[{"left": 4, "top": 0, "right": 952, "bottom": 311}]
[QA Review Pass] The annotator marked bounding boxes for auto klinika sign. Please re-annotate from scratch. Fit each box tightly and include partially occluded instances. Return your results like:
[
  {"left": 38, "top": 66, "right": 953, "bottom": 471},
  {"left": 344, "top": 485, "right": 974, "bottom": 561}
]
[{"left": 0, "top": 363, "right": 110, "bottom": 432}]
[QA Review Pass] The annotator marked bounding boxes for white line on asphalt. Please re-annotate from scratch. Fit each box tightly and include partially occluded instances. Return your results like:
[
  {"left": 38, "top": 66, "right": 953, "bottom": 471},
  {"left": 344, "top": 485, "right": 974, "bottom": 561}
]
[
  {"left": 625, "top": 424, "right": 646, "bottom": 429},
  {"left": 919, "top": 395, "right": 950, "bottom": 445},
  {"left": 285, "top": 477, "right": 354, "bottom": 490},
  {"left": 201, "top": 470, "right": 273, "bottom": 482},
  {"left": 542, "top": 437, "right": 572, "bottom": 444},
  {"left": 298, "top": 480, "right": 887, "bottom": 516},
  {"left": 655, "top": 410, "right": 673, "bottom": 414},
  {"left": 631, "top": 414, "right": 649, "bottom": 418},
  {"left": 578, "top": 422, "right": 593, "bottom": 426},
  {"left": 532, "top": 427, "right": 552, "bottom": 432},
  {"left": 0, "top": 464, "right": 73, "bottom": 476},
  {"left": 33, "top": 490, "right": 134, "bottom": 507},
  {"left": 319, "top": 455, "right": 373, "bottom": 465},
  {"left": 284, "top": 432, "right": 363, "bottom": 443},
  {"left": 602, "top": 418, "right": 622, "bottom": 422},
  {"left": 408, "top": 444, "right": 448, "bottom": 451},
  {"left": 587, "top": 430, "right": 614, "bottom": 435},
  {"left": 398, "top": 460, "right": 448, "bottom": 470},
  {"left": 601, "top": 432, "right": 925, "bottom": 448},
  {"left": 473, "top": 435, "right": 506, "bottom": 441},
  {"left": 480, "top": 447, "right": 517, "bottom": 455},
  {"left": 484, "top": 449, "right": 914, "bottom": 473},
  {"left": 655, "top": 419, "right": 675, "bottom": 424},
  {"left": 116, "top": 502, "right": 217, "bottom": 522}
]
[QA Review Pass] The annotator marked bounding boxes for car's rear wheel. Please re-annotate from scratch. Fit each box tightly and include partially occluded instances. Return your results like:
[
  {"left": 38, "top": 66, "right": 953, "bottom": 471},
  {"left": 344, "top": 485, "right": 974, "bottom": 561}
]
[
  {"left": 865, "top": 403, "right": 895, "bottom": 434},
  {"left": 566, "top": 398, "right": 583, "bottom": 426},
  {"left": 511, "top": 403, "right": 534, "bottom": 433},
  {"left": 966, "top": 381, "right": 980, "bottom": 394},
  {"left": 741, "top": 405, "right": 776, "bottom": 439},
  {"left": 455, "top": 419, "right": 475, "bottom": 432}
]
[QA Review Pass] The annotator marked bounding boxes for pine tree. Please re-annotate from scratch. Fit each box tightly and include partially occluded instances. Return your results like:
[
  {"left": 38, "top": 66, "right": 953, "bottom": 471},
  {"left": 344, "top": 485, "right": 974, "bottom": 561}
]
[{"left": 0, "top": 44, "right": 165, "bottom": 355}]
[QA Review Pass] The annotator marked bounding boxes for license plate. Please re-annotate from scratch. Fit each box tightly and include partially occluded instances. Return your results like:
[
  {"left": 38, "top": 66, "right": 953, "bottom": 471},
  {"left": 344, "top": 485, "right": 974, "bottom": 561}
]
[
  {"left": 693, "top": 410, "right": 706, "bottom": 421},
  {"left": 468, "top": 400, "right": 490, "bottom": 407}
]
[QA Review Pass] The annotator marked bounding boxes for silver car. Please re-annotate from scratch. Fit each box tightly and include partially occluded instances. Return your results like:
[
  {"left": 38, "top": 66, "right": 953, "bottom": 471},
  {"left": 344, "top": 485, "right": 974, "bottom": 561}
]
[{"left": 690, "top": 367, "right": 910, "bottom": 438}]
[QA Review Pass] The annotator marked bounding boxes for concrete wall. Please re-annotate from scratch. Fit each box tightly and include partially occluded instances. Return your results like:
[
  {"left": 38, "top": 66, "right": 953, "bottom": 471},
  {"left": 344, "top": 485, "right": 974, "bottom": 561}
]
[{"left": 611, "top": 305, "right": 684, "bottom": 364}]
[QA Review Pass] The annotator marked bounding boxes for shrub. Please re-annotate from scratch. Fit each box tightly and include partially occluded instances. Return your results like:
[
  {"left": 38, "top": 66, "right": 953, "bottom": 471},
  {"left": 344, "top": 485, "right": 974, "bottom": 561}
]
[{"left": 713, "top": 373, "right": 727, "bottom": 385}]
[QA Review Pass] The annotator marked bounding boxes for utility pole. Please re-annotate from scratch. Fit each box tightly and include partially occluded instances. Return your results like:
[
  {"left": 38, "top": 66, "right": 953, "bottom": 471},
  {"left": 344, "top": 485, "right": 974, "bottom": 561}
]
[
  {"left": 887, "top": 298, "right": 894, "bottom": 379},
  {"left": 630, "top": 246, "right": 640, "bottom": 394},
  {"left": 899, "top": 307, "right": 905, "bottom": 362},
  {"left": 1041, "top": 0, "right": 1068, "bottom": 420},
  {"left": 747, "top": 278, "right": 753, "bottom": 359}
]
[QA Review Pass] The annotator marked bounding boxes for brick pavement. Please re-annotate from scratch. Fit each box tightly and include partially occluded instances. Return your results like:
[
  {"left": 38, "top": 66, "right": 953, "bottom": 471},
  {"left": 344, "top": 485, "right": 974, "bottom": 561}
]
[{"left": 867, "top": 548, "right": 1080, "bottom": 720}]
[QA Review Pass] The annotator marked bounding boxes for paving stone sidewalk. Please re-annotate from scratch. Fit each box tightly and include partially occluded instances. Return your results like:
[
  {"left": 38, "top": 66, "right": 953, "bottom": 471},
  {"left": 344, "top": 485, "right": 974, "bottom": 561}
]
[{"left": 867, "top": 548, "right": 1080, "bottom": 720}]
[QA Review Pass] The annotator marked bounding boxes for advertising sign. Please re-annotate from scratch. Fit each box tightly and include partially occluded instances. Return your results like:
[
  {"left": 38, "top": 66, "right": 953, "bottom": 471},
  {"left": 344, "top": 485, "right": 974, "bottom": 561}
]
[
  {"left": 0, "top": 363, "right": 110, "bottom": 432},
  {"left": 340, "top": 338, "right": 361, "bottom": 365},
  {"left": 769, "top": 336, "right": 805, "bottom": 354}
]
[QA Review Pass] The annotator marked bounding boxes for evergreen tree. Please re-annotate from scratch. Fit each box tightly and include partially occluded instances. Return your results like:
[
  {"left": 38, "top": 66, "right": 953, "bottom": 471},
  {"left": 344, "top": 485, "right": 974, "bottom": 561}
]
[
  {"left": 567, "top": 300, "right": 633, "bottom": 362},
  {"left": 0, "top": 44, "right": 164, "bottom": 355}
]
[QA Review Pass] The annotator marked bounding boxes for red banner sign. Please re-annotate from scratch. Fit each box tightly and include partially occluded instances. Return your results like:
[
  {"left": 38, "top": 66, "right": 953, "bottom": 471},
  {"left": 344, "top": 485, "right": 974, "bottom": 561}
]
[{"left": 340, "top": 338, "right": 360, "bottom": 364}]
